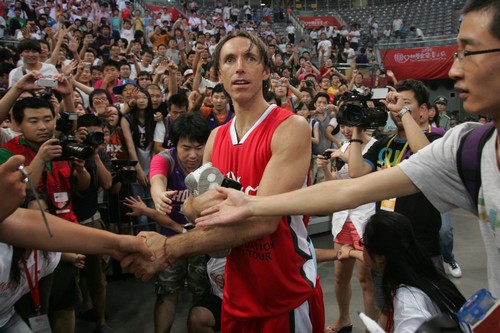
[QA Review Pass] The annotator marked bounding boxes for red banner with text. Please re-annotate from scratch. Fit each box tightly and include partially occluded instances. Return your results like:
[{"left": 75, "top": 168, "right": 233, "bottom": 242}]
[
  {"left": 298, "top": 16, "right": 340, "bottom": 28},
  {"left": 380, "top": 45, "right": 458, "bottom": 80}
]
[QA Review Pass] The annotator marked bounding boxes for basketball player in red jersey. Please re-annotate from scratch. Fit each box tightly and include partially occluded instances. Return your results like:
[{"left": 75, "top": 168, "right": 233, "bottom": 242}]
[{"left": 122, "top": 31, "right": 324, "bottom": 333}]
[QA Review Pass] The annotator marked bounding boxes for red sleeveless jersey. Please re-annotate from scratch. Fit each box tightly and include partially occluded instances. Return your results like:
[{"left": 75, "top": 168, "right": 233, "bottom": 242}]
[{"left": 212, "top": 105, "right": 317, "bottom": 319}]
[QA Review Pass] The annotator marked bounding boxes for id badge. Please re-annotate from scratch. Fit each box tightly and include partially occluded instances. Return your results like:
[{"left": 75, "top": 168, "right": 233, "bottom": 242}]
[
  {"left": 380, "top": 198, "right": 396, "bottom": 212},
  {"left": 29, "top": 314, "right": 52, "bottom": 333},
  {"left": 53, "top": 192, "right": 69, "bottom": 203}
]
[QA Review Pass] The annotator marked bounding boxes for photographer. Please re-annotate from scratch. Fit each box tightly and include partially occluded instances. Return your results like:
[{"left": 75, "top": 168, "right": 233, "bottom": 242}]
[
  {"left": 72, "top": 114, "right": 114, "bottom": 333},
  {"left": 0, "top": 95, "right": 90, "bottom": 333},
  {"left": 346, "top": 81, "right": 444, "bottom": 326},
  {"left": 311, "top": 92, "right": 337, "bottom": 184}
]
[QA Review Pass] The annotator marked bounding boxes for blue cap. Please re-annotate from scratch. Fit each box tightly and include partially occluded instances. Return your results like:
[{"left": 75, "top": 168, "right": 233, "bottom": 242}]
[{"left": 112, "top": 79, "right": 138, "bottom": 95}]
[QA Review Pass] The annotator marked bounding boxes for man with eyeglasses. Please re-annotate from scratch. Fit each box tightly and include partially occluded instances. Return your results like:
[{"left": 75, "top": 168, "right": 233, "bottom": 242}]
[{"left": 188, "top": 0, "right": 500, "bottom": 299}]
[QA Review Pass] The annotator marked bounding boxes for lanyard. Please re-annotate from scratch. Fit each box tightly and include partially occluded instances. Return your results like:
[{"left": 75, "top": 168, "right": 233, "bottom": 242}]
[
  {"left": 385, "top": 135, "right": 409, "bottom": 169},
  {"left": 22, "top": 250, "right": 41, "bottom": 314}
]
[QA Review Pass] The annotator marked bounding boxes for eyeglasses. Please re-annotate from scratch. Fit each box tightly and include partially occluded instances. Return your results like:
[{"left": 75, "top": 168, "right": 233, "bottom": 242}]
[
  {"left": 138, "top": 77, "right": 151, "bottom": 81},
  {"left": 92, "top": 97, "right": 108, "bottom": 102},
  {"left": 454, "top": 48, "right": 500, "bottom": 64}
]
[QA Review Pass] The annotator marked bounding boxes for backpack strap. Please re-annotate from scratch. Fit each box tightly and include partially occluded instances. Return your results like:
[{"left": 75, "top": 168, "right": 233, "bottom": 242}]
[
  {"left": 456, "top": 123, "right": 495, "bottom": 213},
  {"left": 158, "top": 149, "right": 175, "bottom": 177}
]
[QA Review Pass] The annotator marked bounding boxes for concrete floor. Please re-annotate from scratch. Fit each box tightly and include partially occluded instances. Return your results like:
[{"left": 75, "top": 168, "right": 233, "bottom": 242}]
[{"left": 76, "top": 209, "right": 487, "bottom": 333}]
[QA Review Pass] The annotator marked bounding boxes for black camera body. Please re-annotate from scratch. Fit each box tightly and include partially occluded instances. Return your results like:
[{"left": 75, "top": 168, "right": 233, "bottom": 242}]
[
  {"left": 337, "top": 91, "right": 388, "bottom": 128},
  {"left": 112, "top": 160, "right": 138, "bottom": 184},
  {"left": 54, "top": 112, "right": 94, "bottom": 161}
]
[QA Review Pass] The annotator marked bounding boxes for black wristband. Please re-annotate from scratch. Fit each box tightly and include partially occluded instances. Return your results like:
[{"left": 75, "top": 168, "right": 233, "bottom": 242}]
[{"left": 349, "top": 139, "right": 363, "bottom": 144}]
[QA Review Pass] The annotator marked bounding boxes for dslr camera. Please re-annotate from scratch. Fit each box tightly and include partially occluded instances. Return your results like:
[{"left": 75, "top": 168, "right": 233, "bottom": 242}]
[
  {"left": 54, "top": 112, "right": 104, "bottom": 160},
  {"left": 336, "top": 90, "right": 388, "bottom": 128}
]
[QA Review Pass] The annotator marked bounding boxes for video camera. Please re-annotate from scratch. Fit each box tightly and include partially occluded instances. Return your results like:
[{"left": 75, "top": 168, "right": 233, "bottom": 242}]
[
  {"left": 111, "top": 160, "right": 138, "bottom": 184},
  {"left": 336, "top": 90, "right": 388, "bottom": 128},
  {"left": 54, "top": 112, "right": 103, "bottom": 160}
]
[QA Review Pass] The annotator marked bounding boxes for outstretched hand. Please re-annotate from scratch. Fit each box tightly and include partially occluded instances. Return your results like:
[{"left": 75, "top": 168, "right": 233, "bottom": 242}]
[
  {"left": 120, "top": 232, "right": 168, "bottom": 281},
  {"left": 195, "top": 187, "right": 252, "bottom": 228}
]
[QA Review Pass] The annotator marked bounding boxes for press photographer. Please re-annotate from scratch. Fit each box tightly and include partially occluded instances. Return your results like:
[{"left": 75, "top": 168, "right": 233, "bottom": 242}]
[
  {"left": 0, "top": 89, "right": 90, "bottom": 333},
  {"left": 72, "top": 114, "right": 114, "bottom": 333}
]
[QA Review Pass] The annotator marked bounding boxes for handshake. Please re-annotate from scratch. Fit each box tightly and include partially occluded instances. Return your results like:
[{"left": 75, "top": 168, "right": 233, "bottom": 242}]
[{"left": 121, "top": 164, "right": 244, "bottom": 280}]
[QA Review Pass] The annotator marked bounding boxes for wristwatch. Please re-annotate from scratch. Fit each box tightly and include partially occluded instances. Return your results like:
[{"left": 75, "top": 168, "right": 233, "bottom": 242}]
[{"left": 398, "top": 106, "right": 411, "bottom": 119}]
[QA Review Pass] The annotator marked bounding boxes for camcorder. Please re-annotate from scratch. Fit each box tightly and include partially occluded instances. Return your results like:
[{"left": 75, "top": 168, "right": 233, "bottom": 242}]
[
  {"left": 111, "top": 160, "right": 138, "bottom": 184},
  {"left": 54, "top": 112, "right": 104, "bottom": 160},
  {"left": 336, "top": 90, "right": 388, "bottom": 128}
]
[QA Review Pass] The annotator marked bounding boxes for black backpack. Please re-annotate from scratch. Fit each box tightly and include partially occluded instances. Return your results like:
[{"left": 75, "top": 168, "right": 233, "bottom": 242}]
[{"left": 456, "top": 123, "right": 496, "bottom": 214}]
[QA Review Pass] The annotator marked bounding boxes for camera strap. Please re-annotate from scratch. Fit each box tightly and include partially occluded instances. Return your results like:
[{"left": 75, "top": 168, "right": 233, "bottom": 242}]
[{"left": 384, "top": 135, "right": 409, "bottom": 169}]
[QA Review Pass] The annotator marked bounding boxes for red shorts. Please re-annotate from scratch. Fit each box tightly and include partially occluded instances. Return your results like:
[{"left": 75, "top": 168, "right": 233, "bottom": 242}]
[
  {"left": 221, "top": 280, "right": 324, "bottom": 333},
  {"left": 334, "top": 221, "right": 364, "bottom": 250}
]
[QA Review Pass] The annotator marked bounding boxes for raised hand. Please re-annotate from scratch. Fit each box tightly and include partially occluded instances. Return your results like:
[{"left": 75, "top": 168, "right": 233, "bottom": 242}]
[
  {"left": 380, "top": 86, "right": 406, "bottom": 115},
  {"left": 124, "top": 195, "right": 151, "bottom": 216},
  {"left": 195, "top": 187, "right": 252, "bottom": 227}
]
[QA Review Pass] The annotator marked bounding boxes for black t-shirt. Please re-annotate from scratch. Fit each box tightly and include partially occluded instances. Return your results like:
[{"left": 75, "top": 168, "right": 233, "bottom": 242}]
[
  {"left": 72, "top": 150, "right": 112, "bottom": 221},
  {"left": 363, "top": 132, "right": 443, "bottom": 256}
]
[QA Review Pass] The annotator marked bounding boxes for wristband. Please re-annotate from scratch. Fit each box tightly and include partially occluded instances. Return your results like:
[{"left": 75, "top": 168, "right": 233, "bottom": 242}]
[{"left": 349, "top": 139, "right": 363, "bottom": 144}]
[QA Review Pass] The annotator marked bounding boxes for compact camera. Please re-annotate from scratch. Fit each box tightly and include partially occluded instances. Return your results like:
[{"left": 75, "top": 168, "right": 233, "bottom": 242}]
[{"left": 35, "top": 77, "right": 58, "bottom": 88}]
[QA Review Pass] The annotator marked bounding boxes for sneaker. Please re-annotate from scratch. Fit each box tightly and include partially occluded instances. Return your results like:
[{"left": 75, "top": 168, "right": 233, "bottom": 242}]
[
  {"left": 185, "top": 163, "right": 224, "bottom": 196},
  {"left": 448, "top": 262, "right": 462, "bottom": 278}
]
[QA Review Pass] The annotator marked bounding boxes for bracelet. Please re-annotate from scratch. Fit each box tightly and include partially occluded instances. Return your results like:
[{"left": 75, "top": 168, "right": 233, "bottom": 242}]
[{"left": 349, "top": 139, "right": 363, "bottom": 144}]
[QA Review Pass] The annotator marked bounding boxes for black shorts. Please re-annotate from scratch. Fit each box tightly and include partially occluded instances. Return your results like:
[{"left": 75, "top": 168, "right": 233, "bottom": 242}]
[
  {"left": 49, "top": 262, "right": 82, "bottom": 311},
  {"left": 193, "top": 293, "right": 222, "bottom": 331}
]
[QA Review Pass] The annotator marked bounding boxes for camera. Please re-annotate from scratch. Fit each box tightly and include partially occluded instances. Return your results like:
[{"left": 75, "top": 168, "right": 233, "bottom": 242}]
[
  {"left": 111, "top": 160, "right": 138, "bottom": 184},
  {"left": 323, "top": 151, "right": 332, "bottom": 159},
  {"left": 336, "top": 91, "right": 388, "bottom": 128},
  {"left": 54, "top": 112, "right": 93, "bottom": 160},
  {"left": 35, "top": 78, "right": 58, "bottom": 88}
]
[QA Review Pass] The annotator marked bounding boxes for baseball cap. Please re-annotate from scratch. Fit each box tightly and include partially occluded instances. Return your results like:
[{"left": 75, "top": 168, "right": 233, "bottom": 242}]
[
  {"left": 434, "top": 96, "right": 448, "bottom": 105},
  {"left": 184, "top": 69, "right": 194, "bottom": 77},
  {"left": 112, "top": 79, "right": 138, "bottom": 95}
]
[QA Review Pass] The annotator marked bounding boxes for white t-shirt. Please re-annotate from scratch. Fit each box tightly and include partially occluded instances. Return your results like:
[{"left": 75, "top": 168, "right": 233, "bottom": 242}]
[
  {"left": 286, "top": 25, "right": 295, "bottom": 34},
  {"left": 8, "top": 63, "right": 59, "bottom": 88},
  {"left": 399, "top": 122, "right": 500, "bottom": 297},
  {"left": 120, "top": 28, "right": 135, "bottom": 43},
  {"left": 393, "top": 285, "right": 441, "bottom": 333},
  {"left": 0, "top": 244, "right": 60, "bottom": 327},
  {"left": 331, "top": 138, "right": 377, "bottom": 238}
]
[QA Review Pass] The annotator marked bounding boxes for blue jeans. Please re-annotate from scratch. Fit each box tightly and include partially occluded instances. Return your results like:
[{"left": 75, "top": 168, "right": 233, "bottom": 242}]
[
  {"left": 130, "top": 183, "right": 154, "bottom": 232},
  {"left": 0, "top": 313, "right": 32, "bottom": 333},
  {"left": 439, "top": 212, "right": 456, "bottom": 264}
]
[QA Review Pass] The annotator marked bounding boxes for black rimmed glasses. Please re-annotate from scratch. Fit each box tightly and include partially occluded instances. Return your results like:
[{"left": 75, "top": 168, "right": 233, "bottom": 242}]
[{"left": 454, "top": 48, "right": 500, "bottom": 64}]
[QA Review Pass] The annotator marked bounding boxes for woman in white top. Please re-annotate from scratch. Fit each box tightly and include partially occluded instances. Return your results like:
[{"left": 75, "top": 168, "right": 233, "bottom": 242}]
[
  {"left": 318, "top": 123, "right": 378, "bottom": 333},
  {"left": 357, "top": 212, "right": 468, "bottom": 333}
]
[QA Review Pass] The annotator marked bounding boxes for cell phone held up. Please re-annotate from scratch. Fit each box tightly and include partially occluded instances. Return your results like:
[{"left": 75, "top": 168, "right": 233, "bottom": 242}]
[{"left": 35, "top": 78, "right": 58, "bottom": 88}]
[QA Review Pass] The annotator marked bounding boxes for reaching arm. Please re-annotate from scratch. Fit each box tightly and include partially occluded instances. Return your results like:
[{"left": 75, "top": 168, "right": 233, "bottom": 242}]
[
  {"left": 197, "top": 165, "right": 420, "bottom": 227},
  {"left": 0, "top": 208, "right": 153, "bottom": 261}
]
